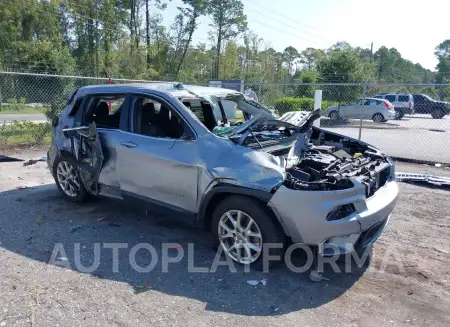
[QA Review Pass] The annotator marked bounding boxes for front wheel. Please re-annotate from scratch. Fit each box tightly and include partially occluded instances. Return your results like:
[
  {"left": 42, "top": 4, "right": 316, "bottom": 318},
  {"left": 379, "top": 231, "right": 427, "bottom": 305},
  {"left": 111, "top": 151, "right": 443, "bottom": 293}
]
[
  {"left": 372, "top": 113, "right": 384, "bottom": 123},
  {"left": 53, "top": 155, "right": 89, "bottom": 203},
  {"left": 211, "top": 196, "right": 285, "bottom": 270},
  {"left": 329, "top": 111, "right": 340, "bottom": 120}
]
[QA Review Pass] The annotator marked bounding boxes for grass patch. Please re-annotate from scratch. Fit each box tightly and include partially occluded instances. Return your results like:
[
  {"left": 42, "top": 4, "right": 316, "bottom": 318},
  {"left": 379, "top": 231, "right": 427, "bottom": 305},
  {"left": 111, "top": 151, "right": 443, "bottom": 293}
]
[
  {"left": 0, "top": 121, "right": 51, "bottom": 147},
  {"left": 0, "top": 104, "right": 48, "bottom": 114}
]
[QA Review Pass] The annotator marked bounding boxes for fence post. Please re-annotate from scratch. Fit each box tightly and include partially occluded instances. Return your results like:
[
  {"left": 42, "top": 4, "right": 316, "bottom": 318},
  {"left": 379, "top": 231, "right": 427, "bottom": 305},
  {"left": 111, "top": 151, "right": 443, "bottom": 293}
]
[{"left": 358, "top": 82, "right": 367, "bottom": 141}]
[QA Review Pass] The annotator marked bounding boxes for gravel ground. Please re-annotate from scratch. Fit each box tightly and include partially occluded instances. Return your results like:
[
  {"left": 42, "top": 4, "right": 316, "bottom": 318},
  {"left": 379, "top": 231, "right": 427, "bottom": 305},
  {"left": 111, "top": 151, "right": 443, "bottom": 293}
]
[{"left": 0, "top": 150, "right": 449, "bottom": 327}]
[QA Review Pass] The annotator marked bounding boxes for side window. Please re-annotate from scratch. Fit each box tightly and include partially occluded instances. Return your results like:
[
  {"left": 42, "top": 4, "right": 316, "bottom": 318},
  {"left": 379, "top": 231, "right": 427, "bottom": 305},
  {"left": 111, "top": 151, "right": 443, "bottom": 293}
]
[
  {"left": 133, "top": 95, "right": 192, "bottom": 139},
  {"left": 363, "top": 99, "right": 371, "bottom": 105},
  {"left": 385, "top": 95, "right": 396, "bottom": 103},
  {"left": 414, "top": 96, "right": 424, "bottom": 104},
  {"left": 68, "top": 96, "right": 84, "bottom": 116},
  {"left": 84, "top": 94, "right": 125, "bottom": 129},
  {"left": 374, "top": 95, "right": 383, "bottom": 99},
  {"left": 398, "top": 95, "right": 409, "bottom": 102}
]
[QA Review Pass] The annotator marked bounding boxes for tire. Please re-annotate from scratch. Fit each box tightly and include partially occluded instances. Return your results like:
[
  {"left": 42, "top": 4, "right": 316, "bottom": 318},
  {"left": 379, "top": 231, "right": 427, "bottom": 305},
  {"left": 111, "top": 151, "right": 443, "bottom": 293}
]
[
  {"left": 372, "top": 113, "right": 384, "bottom": 123},
  {"left": 53, "top": 154, "right": 89, "bottom": 203},
  {"left": 431, "top": 109, "right": 445, "bottom": 119},
  {"left": 329, "top": 111, "right": 339, "bottom": 120},
  {"left": 211, "top": 195, "right": 285, "bottom": 271},
  {"left": 394, "top": 111, "right": 404, "bottom": 120}
]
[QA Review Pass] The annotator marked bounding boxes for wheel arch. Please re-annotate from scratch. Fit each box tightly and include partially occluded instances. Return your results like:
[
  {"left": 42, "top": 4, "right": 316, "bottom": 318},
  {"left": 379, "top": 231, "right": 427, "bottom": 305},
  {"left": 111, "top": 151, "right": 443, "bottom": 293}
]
[{"left": 196, "top": 184, "right": 288, "bottom": 238}]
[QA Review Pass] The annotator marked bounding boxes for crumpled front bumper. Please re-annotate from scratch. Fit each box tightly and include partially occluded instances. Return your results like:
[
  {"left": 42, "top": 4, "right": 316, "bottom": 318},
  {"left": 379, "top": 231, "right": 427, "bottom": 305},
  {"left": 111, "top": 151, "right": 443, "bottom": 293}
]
[{"left": 268, "top": 178, "right": 399, "bottom": 248}]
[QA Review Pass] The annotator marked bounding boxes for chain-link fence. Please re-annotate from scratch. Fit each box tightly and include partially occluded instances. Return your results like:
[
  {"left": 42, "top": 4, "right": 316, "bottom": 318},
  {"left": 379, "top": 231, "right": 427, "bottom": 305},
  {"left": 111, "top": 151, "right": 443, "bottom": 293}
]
[
  {"left": 0, "top": 71, "right": 161, "bottom": 147},
  {"left": 1, "top": 71, "right": 449, "bottom": 164},
  {"left": 243, "top": 81, "right": 450, "bottom": 163}
]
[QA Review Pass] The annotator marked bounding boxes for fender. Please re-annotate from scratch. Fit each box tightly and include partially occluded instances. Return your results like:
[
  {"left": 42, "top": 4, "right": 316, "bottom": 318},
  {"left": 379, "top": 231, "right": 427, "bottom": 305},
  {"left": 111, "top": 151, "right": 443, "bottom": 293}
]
[{"left": 195, "top": 182, "right": 274, "bottom": 228}]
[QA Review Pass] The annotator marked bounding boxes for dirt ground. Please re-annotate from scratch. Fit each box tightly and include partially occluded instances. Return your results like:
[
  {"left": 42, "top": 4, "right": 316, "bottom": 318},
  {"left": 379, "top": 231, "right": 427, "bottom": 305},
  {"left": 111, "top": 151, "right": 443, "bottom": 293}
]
[{"left": 0, "top": 149, "right": 449, "bottom": 327}]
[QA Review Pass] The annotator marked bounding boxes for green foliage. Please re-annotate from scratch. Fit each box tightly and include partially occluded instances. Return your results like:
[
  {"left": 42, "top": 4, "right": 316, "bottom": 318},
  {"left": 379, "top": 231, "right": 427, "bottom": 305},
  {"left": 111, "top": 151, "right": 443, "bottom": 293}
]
[
  {"left": 274, "top": 97, "right": 336, "bottom": 115},
  {"left": 0, "top": 121, "right": 51, "bottom": 147}
]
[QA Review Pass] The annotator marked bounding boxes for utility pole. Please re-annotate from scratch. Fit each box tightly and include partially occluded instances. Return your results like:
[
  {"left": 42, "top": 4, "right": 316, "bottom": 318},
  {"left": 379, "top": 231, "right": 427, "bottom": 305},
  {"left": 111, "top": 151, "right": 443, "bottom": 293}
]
[{"left": 370, "top": 42, "right": 373, "bottom": 63}]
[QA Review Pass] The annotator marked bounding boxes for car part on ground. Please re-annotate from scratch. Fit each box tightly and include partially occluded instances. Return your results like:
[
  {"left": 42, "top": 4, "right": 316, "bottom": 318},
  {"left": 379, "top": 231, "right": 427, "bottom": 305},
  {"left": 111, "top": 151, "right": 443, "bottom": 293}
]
[
  {"left": 395, "top": 172, "right": 450, "bottom": 187},
  {"left": 47, "top": 83, "right": 398, "bottom": 268}
]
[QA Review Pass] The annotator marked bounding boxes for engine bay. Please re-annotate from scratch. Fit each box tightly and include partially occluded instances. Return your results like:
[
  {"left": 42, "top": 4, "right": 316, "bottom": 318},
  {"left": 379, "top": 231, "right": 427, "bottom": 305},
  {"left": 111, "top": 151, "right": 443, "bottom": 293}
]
[{"left": 284, "top": 130, "right": 392, "bottom": 196}]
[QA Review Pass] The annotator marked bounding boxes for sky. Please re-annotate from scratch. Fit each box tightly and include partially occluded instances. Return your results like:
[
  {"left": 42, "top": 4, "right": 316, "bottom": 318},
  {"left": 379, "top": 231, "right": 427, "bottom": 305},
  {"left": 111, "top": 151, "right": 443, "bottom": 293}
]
[{"left": 161, "top": 0, "right": 449, "bottom": 71}]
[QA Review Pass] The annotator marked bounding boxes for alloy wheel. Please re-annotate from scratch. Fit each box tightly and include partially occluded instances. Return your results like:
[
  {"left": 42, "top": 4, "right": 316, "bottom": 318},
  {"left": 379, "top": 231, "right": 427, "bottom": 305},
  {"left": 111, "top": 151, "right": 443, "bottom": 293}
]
[
  {"left": 56, "top": 161, "right": 80, "bottom": 197},
  {"left": 218, "top": 210, "right": 263, "bottom": 264}
]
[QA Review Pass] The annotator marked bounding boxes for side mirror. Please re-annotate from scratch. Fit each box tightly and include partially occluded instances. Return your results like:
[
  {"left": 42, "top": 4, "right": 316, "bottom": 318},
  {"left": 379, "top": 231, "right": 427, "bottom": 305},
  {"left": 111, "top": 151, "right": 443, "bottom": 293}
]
[{"left": 51, "top": 115, "right": 59, "bottom": 127}]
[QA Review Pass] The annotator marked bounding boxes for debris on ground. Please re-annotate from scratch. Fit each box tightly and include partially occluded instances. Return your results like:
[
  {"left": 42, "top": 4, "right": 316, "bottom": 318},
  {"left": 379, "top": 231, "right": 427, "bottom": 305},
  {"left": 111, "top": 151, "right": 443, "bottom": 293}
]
[
  {"left": 36, "top": 215, "right": 44, "bottom": 225},
  {"left": 396, "top": 172, "right": 450, "bottom": 187},
  {"left": 247, "top": 279, "right": 267, "bottom": 286},
  {"left": 309, "top": 270, "right": 330, "bottom": 282},
  {"left": 70, "top": 225, "right": 82, "bottom": 233},
  {"left": 133, "top": 283, "right": 152, "bottom": 294},
  {"left": 23, "top": 159, "right": 38, "bottom": 166}
]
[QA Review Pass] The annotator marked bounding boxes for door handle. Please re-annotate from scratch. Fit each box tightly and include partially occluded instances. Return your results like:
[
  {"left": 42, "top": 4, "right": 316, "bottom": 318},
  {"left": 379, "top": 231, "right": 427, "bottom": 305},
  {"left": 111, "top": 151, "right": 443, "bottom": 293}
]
[{"left": 120, "top": 141, "right": 138, "bottom": 148}]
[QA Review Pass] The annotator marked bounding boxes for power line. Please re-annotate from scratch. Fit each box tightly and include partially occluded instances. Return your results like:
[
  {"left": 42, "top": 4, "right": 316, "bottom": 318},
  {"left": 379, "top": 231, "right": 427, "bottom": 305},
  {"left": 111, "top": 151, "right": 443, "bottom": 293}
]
[
  {"left": 251, "top": 19, "right": 320, "bottom": 45},
  {"left": 246, "top": 9, "right": 329, "bottom": 43},
  {"left": 243, "top": 0, "right": 332, "bottom": 40}
]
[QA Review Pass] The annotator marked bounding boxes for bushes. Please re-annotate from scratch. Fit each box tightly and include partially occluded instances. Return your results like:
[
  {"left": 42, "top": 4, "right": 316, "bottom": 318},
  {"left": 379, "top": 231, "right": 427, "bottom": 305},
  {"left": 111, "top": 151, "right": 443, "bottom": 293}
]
[
  {"left": 0, "top": 121, "right": 51, "bottom": 147},
  {"left": 274, "top": 97, "right": 336, "bottom": 115}
]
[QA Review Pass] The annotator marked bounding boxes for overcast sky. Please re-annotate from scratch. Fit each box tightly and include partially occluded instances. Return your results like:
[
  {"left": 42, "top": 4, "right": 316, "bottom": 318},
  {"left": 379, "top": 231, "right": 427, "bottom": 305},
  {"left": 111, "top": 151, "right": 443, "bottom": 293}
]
[{"left": 161, "top": 0, "right": 449, "bottom": 71}]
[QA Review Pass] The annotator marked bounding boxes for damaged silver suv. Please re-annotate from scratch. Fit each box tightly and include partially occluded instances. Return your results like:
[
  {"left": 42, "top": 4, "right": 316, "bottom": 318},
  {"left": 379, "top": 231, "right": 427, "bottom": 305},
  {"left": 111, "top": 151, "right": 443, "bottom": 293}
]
[{"left": 48, "top": 83, "right": 399, "bottom": 267}]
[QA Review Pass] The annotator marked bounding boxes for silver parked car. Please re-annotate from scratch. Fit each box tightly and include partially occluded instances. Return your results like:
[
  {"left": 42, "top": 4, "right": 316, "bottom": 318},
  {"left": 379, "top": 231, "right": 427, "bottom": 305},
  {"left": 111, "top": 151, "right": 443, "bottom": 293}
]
[
  {"left": 48, "top": 84, "right": 398, "bottom": 268},
  {"left": 323, "top": 98, "right": 396, "bottom": 123}
]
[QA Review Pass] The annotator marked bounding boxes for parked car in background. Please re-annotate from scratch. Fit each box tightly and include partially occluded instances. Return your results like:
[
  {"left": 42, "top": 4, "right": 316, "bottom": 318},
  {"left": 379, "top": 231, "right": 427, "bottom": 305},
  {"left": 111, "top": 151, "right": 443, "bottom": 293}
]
[
  {"left": 47, "top": 83, "right": 398, "bottom": 269},
  {"left": 412, "top": 94, "right": 450, "bottom": 119},
  {"left": 323, "top": 97, "right": 396, "bottom": 123},
  {"left": 374, "top": 93, "right": 414, "bottom": 119}
]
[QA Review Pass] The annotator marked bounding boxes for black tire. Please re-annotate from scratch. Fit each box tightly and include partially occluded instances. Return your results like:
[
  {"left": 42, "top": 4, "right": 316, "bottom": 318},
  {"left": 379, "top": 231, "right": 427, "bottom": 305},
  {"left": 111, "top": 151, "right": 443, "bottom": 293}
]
[
  {"left": 395, "top": 111, "right": 404, "bottom": 120},
  {"left": 431, "top": 109, "right": 445, "bottom": 119},
  {"left": 211, "top": 195, "right": 285, "bottom": 271},
  {"left": 372, "top": 113, "right": 384, "bottom": 123},
  {"left": 53, "top": 154, "right": 89, "bottom": 203},
  {"left": 329, "top": 111, "right": 339, "bottom": 120}
]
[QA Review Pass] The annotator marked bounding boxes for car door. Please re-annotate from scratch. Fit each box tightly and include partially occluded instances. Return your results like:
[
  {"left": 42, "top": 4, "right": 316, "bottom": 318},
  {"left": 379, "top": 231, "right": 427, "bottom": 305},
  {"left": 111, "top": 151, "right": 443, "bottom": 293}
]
[
  {"left": 69, "top": 92, "right": 131, "bottom": 198},
  {"left": 413, "top": 95, "right": 426, "bottom": 113},
  {"left": 361, "top": 99, "right": 376, "bottom": 119},
  {"left": 116, "top": 92, "right": 200, "bottom": 216},
  {"left": 342, "top": 99, "right": 363, "bottom": 118}
]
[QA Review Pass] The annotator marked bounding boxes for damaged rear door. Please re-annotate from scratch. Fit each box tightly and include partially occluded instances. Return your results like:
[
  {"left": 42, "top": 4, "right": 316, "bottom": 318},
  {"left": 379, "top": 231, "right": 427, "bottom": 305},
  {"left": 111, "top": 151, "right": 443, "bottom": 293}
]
[{"left": 63, "top": 123, "right": 104, "bottom": 194}]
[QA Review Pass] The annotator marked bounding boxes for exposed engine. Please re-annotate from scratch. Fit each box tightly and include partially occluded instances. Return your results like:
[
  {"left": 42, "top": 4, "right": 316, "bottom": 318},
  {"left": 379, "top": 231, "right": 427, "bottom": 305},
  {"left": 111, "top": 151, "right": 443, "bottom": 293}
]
[{"left": 284, "top": 142, "right": 392, "bottom": 196}]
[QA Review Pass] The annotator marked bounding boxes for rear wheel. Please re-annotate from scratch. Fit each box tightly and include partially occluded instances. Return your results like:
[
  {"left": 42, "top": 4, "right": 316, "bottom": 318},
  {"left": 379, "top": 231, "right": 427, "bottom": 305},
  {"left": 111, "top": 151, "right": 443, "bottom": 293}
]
[
  {"left": 372, "top": 113, "right": 384, "bottom": 123},
  {"left": 211, "top": 196, "right": 285, "bottom": 270},
  {"left": 329, "top": 111, "right": 339, "bottom": 120},
  {"left": 394, "top": 110, "right": 404, "bottom": 120},
  {"left": 53, "top": 155, "right": 89, "bottom": 203},
  {"left": 431, "top": 109, "right": 445, "bottom": 119}
]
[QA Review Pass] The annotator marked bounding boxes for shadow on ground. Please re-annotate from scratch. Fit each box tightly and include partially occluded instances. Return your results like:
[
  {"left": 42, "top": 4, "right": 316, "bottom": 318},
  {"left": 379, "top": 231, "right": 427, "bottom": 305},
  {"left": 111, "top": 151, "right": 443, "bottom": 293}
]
[{"left": 0, "top": 184, "right": 367, "bottom": 316}]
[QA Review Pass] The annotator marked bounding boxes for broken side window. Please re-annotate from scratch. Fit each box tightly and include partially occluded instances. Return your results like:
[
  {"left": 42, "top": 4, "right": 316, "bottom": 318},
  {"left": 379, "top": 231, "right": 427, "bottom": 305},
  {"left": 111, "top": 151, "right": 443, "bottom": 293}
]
[{"left": 84, "top": 95, "right": 125, "bottom": 129}]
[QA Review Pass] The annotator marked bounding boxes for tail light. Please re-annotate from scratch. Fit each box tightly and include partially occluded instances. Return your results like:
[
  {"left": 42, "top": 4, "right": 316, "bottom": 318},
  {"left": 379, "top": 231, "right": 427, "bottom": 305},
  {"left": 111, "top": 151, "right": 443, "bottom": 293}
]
[
  {"left": 409, "top": 102, "right": 412, "bottom": 109},
  {"left": 384, "top": 102, "right": 392, "bottom": 110}
]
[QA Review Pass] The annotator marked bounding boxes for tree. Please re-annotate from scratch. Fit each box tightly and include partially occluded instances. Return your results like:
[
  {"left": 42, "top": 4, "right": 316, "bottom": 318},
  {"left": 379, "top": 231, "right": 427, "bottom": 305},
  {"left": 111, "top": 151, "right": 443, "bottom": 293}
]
[
  {"left": 208, "top": 0, "right": 247, "bottom": 79},
  {"left": 435, "top": 40, "right": 450, "bottom": 83},
  {"left": 317, "top": 48, "right": 375, "bottom": 101},
  {"left": 282, "top": 46, "right": 299, "bottom": 76},
  {"left": 175, "top": 0, "right": 208, "bottom": 77},
  {"left": 299, "top": 48, "right": 324, "bottom": 71}
]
